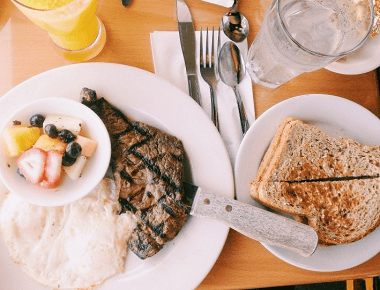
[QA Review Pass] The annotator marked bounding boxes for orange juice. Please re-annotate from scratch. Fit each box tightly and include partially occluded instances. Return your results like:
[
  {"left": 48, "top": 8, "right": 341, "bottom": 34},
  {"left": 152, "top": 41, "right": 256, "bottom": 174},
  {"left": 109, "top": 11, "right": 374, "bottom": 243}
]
[
  {"left": 18, "top": 0, "right": 76, "bottom": 9},
  {"left": 12, "top": 0, "right": 106, "bottom": 61}
]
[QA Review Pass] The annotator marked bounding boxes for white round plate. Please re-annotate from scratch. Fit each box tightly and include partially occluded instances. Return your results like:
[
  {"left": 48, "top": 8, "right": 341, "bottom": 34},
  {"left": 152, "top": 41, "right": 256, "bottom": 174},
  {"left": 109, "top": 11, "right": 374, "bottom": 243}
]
[
  {"left": 0, "top": 97, "right": 111, "bottom": 207},
  {"left": 325, "top": 36, "right": 380, "bottom": 75},
  {"left": 0, "top": 63, "right": 234, "bottom": 289},
  {"left": 235, "top": 94, "right": 380, "bottom": 272}
]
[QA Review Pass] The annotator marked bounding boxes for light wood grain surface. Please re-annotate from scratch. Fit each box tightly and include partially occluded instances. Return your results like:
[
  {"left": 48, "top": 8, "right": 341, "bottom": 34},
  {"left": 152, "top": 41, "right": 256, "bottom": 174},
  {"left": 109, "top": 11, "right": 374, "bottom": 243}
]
[
  {"left": 192, "top": 189, "right": 318, "bottom": 257},
  {"left": 1, "top": 0, "right": 380, "bottom": 289}
]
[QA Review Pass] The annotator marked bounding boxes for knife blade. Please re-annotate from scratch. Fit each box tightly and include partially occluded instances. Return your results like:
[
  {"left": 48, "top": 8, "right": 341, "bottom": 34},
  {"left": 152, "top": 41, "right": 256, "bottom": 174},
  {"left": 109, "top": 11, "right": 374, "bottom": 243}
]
[
  {"left": 176, "top": 0, "right": 202, "bottom": 105},
  {"left": 183, "top": 182, "right": 318, "bottom": 257}
]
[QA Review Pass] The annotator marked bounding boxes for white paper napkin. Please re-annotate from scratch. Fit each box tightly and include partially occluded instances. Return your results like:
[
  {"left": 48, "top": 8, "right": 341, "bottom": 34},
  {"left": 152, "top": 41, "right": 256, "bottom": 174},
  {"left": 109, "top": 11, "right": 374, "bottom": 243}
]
[
  {"left": 150, "top": 30, "right": 255, "bottom": 166},
  {"left": 200, "top": 0, "right": 233, "bottom": 7}
]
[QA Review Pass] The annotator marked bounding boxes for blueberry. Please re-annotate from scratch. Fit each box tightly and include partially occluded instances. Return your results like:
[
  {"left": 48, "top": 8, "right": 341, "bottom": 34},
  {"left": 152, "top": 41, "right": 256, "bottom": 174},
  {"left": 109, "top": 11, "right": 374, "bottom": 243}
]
[
  {"left": 62, "top": 152, "right": 77, "bottom": 166},
  {"left": 66, "top": 141, "right": 82, "bottom": 158},
  {"left": 30, "top": 114, "right": 45, "bottom": 127},
  {"left": 44, "top": 124, "right": 59, "bottom": 138},
  {"left": 59, "top": 129, "right": 76, "bottom": 143}
]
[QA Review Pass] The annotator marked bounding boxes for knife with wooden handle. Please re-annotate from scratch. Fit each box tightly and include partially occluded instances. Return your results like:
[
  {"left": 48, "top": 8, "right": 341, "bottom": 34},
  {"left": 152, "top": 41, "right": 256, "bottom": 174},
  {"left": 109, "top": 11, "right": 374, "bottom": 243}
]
[{"left": 183, "top": 182, "right": 318, "bottom": 257}]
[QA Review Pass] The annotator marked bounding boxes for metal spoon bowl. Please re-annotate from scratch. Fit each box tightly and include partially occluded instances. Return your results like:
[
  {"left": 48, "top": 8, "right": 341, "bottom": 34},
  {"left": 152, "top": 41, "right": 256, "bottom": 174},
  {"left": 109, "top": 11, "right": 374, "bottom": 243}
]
[
  {"left": 218, "top": 41, "right": 249, "bottom": 134},
  {"left": 221, "top": 0, "right": 249, "bottom": 43}
]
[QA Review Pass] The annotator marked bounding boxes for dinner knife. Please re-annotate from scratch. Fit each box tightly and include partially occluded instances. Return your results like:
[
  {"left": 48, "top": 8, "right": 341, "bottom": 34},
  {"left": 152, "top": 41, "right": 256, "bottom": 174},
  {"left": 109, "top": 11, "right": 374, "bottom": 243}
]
[
  {"left": 176, "top": 0, "right": 202, "bottom": 105},
  {"left": 183, "top": 182, "right": 318, "bottom": 257}
]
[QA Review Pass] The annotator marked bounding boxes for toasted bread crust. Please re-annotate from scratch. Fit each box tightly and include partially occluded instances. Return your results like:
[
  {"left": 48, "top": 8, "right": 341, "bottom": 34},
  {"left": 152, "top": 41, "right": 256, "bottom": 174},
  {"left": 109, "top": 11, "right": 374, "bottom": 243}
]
[
  {"left": 251, "top": 117, "right": 297, "bottom": 200},
  {"left": 251, "top": 117, "right": 380, "bottom": 245},
  {"left": 255, "top": 118, "right": 380, "bottom": 185},
  {"left": 251, "top": 179, "right": 380, "bottom": 245},
  {"left": 255, "top": 117, "right": 297, "bottom": 182}
]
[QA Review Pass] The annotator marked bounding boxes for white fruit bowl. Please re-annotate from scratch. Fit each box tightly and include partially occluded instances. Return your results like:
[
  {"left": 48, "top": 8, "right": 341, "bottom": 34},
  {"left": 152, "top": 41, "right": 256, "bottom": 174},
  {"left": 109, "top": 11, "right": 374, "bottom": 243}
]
[{"left": 0, "top": 97, "right": 111, "bottom": 206}]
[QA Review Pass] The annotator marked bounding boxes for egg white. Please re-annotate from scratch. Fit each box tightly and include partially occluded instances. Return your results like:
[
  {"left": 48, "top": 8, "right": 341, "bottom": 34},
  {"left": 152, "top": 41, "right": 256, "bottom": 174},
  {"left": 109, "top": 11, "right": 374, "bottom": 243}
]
[{"left": 0, "top": 179, "right": 133, "bottom": 289}]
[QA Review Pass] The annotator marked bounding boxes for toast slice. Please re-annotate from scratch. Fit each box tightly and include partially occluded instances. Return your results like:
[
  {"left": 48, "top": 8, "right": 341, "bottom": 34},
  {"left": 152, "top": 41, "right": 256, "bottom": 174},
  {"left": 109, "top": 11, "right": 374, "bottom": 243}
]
[
  {"left": 251, "top": 117, "right": 380, "bottom": 199},
  {"left": 250, "top": 179, "right": 380, "bottom": 245},
  {"left": 250, "top": 117, "right": 380, "bottom": 245},
  {"left": 254, "top": 117, "right": 380, "bottom": 184}
]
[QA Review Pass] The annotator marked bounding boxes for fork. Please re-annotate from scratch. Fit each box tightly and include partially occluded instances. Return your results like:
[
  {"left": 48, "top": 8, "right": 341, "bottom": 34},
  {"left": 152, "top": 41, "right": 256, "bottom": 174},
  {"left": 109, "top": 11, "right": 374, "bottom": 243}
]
[{"left": 200, "top": 27, "right": 220, "bottom": 131}]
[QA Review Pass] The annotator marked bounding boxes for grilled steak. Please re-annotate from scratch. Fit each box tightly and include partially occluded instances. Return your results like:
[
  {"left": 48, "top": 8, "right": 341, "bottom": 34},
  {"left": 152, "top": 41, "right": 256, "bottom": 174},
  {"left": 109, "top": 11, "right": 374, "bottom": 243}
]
[{"left": 80, "top": 88, "right": 189, "bottom": 259}]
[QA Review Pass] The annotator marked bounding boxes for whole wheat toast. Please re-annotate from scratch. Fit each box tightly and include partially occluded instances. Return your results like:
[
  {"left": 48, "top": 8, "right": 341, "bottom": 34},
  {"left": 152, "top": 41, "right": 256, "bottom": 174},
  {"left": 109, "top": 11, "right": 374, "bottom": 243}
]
[
  {"left": 250, "top": 179, "right": 380, "bottom": 245},
  {"left": 254, "top": 117, "right": 380, "bottom": 183},
  {"left": 250, "top": 117, "right": 380, "bottom": 245}
]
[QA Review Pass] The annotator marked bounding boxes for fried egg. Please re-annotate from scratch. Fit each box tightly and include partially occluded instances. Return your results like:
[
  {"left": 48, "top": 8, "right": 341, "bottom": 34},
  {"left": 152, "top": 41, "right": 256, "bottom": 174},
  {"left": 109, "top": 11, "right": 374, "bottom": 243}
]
[{"left": 0, "top": 179, "right": 133, "bottom": 289}]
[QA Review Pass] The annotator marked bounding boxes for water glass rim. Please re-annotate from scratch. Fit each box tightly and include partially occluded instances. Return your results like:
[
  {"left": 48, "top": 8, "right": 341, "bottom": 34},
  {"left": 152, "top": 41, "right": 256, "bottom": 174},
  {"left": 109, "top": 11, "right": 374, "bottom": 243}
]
[{"left": 276, "top": 0, "right": 375, "bottom": 58}]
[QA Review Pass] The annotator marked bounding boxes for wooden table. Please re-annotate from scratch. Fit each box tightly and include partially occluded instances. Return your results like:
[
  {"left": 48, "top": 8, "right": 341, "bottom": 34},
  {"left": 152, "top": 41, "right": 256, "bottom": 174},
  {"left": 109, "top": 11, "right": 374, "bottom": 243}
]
[{"left": 1, "top": 0, "right": 380, "bottom": 289}]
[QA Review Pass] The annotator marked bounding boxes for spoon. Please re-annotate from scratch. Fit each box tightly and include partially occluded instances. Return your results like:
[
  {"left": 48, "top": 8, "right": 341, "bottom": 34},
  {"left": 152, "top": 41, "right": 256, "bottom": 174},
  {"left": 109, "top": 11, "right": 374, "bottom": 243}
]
[
  {"left": 218, "top": 41, "right": 249, "bottom": 134},
  {"left": 221, "top": 0, "right": 249, "bottom": 43},
  {"left": 122, "top": 0, "right": 131, "bottom": 6}
]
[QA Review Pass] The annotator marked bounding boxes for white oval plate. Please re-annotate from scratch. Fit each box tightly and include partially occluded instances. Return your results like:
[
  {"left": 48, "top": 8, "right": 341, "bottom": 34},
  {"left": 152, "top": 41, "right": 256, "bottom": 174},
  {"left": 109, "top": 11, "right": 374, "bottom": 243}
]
[
  {"left": 235, "top": 94, "right": 380, "bottom": 272},
  {"left": 0, "top": 63, "right": 234, "bottom": 289},
  {"left": 325, "top": 35, "right": 380, "bottom": 75}
]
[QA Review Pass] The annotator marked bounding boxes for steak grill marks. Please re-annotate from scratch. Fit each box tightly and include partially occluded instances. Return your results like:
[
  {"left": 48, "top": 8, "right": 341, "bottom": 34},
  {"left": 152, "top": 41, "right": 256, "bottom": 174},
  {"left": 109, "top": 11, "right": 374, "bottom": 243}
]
[{"left": 81, "top": 90, "right": 188, "bottom": 259}]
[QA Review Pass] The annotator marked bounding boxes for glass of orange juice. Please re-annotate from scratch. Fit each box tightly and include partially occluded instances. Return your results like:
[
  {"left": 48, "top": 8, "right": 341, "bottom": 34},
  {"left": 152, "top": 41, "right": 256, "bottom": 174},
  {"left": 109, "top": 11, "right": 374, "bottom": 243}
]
[{"left": 11, "top": 0, "right": 106, "bottom": 62}]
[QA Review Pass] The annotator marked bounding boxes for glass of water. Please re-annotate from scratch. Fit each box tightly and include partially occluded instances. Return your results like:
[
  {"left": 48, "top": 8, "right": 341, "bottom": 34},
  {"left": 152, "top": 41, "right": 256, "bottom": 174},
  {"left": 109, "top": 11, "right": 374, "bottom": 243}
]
[{"left": 246, "top": 0, "right": 374, "bottom": 88}]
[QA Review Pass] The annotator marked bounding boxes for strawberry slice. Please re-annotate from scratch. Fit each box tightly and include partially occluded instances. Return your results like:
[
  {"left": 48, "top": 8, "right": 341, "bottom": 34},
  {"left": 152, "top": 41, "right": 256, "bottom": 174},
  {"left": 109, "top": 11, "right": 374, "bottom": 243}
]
[
  {"left": 17, "top": 148, "right": 47, "bottom": 184},
  {"left": 40, "top": 150, "right": 63, "bottom": 189}
]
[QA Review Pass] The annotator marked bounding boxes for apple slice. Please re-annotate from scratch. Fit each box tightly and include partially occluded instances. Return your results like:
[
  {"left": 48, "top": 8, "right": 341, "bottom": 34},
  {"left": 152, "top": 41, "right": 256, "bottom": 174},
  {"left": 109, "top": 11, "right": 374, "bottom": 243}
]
[
  {"left": 75, "top": 135, "right": 98, "bottom": 157},
  {"left": 63, "top": 155, "right": 88, "bottom": 180},
  {"left": 43, "top": 115, "right": 83, "bottom": 135}
]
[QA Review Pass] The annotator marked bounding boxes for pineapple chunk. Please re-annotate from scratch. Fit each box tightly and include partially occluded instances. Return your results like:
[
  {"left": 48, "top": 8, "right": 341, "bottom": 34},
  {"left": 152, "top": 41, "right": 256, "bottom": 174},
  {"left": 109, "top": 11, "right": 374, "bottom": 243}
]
[
  {"left": 2, "top": 126, "right": 41, "bottom": 157},
  {"left": 75, "top": 135, "right": 98, "bottom": 157},
  {"left": 63, "top": 155, "right": 88, "bottom": 180},
  {"left": 34, "top": 134, "right": 67, "bottom": 153},
  {"left": 43, "top": 115, "right": 83, "bottom": 135}
]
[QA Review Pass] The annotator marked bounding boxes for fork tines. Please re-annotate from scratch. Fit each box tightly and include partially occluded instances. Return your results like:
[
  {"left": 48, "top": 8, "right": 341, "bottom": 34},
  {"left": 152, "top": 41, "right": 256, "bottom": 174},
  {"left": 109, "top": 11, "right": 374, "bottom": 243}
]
[
  {"left": 200, "top": 26, "right": 220, "bottom": 131},
  {"left": 200, "top": 27, "right": 221, "bottom": 69}
]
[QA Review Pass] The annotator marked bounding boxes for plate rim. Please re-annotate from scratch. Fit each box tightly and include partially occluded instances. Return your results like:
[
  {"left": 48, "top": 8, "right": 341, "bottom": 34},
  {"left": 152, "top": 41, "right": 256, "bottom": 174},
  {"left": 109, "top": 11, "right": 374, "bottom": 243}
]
[
  {"left": 235, "top": 93, "right": 380, "bottom": 272},
  {"left": 325, "top": 35, "right": 380, "bottom": 75},
  {"left": 0, "top": 62, "right": 234, "bottom": 289}
]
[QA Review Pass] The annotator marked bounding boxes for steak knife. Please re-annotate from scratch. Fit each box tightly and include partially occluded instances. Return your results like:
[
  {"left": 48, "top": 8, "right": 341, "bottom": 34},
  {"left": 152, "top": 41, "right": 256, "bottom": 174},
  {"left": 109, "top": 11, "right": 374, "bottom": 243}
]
[
  {"left": 183, "top": 182, "right": 318, "bottom": 257},
  {"left": 176, "top": 0, "right": 202, "bottom": 105}
]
